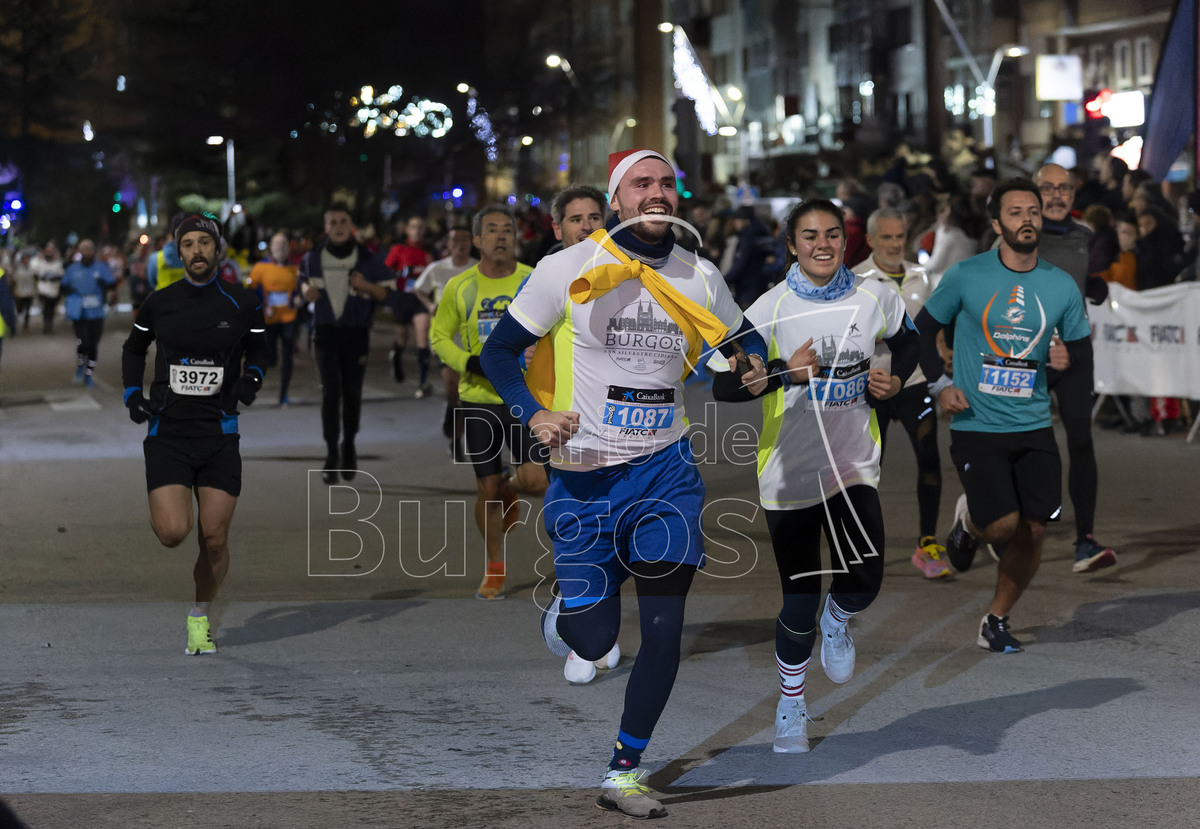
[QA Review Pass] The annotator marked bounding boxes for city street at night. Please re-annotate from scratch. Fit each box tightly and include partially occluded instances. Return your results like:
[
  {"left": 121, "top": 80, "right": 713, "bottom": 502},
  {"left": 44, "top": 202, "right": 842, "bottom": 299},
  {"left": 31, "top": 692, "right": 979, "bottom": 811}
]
[
  {"left": 4, "top": 1, "right": 1200, "bottom": 825},
  {"left": 1, "top": 313, "right": 1197, "bottom": 828}
]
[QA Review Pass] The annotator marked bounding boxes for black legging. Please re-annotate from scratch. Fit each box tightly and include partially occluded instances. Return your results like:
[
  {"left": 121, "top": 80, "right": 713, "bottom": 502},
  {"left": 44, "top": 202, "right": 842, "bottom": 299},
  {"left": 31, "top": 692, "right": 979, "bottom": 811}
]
[
  {"left": 15, "top": 296, "right": 33, "bottom": 329},
  {"left": 874, "top": 382, "right": 942, "bottom": 539},
  {"left": 766, "top": 486, "right": 886, "bottom": 666},
  {"left": 1046, "top": 358, "right": 1098, "bottom": 540},
  {"left": 40, "top": 295, "right": 59, "bottom": 334},
  {"left": 264, "top": 321, "right": 297, "bottom": 401},
  {"left": 72, "top": 318, "right": 104, "bottom": 368},
  {"left": 558, "top": 560, "right": 695, "bottom": 743},
  {"left": 312, "top": 325, "right": 370, "bottom": 449}
]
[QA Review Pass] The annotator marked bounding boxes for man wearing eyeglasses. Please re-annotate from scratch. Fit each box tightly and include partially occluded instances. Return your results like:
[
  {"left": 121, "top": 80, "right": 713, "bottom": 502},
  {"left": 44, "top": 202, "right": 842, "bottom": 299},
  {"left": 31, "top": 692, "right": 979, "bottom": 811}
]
[{"left": 1032, "top": 163, "right": 1116, "bottom": 574}]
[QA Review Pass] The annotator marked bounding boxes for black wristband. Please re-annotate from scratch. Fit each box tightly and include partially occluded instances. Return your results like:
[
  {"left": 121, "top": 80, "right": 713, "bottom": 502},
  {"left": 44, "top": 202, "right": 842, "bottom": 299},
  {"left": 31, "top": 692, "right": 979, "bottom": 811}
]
[{"left": 768, "top": 358, "right": 793, "bottom": 389}]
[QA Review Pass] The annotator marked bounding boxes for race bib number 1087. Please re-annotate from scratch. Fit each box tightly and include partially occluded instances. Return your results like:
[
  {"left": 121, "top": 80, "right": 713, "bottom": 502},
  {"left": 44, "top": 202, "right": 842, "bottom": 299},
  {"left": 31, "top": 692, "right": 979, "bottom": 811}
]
[{"left": 602, "top": 385, "right": 675, "bottom": 432}]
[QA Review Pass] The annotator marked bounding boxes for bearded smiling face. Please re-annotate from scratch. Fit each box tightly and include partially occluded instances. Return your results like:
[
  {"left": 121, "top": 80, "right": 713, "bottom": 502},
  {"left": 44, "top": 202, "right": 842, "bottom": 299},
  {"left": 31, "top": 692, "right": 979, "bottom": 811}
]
[{"left": 610, "top": 157, "right": 679, "bottom": 244}]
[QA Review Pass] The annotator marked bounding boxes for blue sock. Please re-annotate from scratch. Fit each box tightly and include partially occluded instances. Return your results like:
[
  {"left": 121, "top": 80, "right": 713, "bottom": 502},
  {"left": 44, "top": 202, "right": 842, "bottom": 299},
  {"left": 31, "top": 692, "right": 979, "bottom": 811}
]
[{"left": 608, "top": 730, "right": 649, "bottom": 772}]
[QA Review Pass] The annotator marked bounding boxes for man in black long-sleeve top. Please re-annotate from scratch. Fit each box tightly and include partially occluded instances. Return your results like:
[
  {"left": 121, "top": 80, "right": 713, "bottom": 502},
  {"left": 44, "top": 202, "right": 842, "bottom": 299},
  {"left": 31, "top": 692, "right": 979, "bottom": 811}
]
[
  {"left": 122, "top": 212, "right": 268, "bottom": 655},
  {"left": 298, "top": 203, "right": 397, "bottom": 484}
]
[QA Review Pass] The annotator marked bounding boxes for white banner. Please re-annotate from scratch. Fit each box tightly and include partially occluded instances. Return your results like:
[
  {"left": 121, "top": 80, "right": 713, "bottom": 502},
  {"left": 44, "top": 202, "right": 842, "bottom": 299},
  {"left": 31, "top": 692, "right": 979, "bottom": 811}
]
[{"left": 1090, "top": 282, "right": 1200, "bottom": 397}]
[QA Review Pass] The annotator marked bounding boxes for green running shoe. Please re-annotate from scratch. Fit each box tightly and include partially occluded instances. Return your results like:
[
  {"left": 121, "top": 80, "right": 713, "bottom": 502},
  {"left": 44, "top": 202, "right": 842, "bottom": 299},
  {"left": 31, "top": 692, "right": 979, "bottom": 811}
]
[{"left": 186, "top": 615, "right": 217, "bottom": 655}]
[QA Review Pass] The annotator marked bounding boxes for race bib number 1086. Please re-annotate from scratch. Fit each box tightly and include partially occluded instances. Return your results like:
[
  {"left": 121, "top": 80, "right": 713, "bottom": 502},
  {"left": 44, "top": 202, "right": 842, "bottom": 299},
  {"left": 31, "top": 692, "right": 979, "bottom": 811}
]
[{"left": 806, "top": 357, "right": 870, "bottom": 410}]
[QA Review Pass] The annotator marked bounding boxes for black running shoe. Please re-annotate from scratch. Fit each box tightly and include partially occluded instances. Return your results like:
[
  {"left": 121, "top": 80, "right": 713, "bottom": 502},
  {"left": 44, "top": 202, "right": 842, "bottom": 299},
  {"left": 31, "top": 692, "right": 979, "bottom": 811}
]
[
  {"left": 1073, "top": 535, "right": 1117, "bottom": 573},
  {"left": 945, "top": 494, "right": 979, "bottom": 572},
  {"left": 977, "top": 614, "right": 1022, "bottom": 653}
]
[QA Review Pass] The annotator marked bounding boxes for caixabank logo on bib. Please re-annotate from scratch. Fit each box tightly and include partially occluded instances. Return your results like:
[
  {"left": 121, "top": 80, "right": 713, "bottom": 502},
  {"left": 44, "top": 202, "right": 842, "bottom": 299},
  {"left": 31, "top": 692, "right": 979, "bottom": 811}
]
[
  {"left": 605, "top": 300, "right": 686, "bottom": 375},
  {"left": 476, "top": 295, "right": 513, "bottom": 342}
]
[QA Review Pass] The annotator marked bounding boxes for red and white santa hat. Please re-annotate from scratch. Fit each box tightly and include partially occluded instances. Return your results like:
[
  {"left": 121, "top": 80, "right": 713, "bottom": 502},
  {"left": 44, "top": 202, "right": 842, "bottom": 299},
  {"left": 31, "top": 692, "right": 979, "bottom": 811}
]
[{"left": 607, "top": 149, "right": 673, "bottom": 203}]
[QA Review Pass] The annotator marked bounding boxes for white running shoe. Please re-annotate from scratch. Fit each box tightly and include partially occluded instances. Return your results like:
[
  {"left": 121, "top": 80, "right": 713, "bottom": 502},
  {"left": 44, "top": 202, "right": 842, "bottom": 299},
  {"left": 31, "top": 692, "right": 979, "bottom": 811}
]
[
  {"left": 564, "top": 650, "right": 597, "bottom": 684},
  {"left": 819, "top": 598, "right": 855, "bottom": 684},
  {"left": 773, "top": 696, "right": 811, "bottom": 753},
  {"left": 595, "top": 643, "right": 620, "bottom": 670},
  {"left": 596, "top": 769, "right": 667, "bottom": 819},
  {"left": 540, "top": 594, "right": 571, "bottom": 657}
]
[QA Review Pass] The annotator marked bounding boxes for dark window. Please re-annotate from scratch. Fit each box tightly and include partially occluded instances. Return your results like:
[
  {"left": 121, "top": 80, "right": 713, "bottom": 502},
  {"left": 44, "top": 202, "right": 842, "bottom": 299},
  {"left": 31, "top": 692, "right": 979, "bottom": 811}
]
[{"left": 886, "top": 7, "right": 912, "bottom": 47}]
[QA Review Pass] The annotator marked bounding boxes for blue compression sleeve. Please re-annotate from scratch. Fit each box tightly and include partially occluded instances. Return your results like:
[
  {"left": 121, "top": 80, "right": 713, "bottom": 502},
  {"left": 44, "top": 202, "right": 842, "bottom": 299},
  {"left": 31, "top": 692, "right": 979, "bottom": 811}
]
[{"left": 715, "top": 316, "right": 768, "bottom": 363}]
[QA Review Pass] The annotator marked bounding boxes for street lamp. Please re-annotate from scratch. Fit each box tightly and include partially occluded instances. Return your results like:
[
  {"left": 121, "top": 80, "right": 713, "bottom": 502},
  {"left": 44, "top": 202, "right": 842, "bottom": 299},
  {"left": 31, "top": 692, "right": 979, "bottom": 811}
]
[
  {"left": 206, "top": 135, "right": 236, "bottom": 215},
  {"left": 714, "top": 85, "right": 746, "bottom": 129},
  {"left": 610, "top": 117, "right": 637, "bottom": 153},
  {"left": 546, "top": 54, "right": 583, "bottom": 178},
  {"left": 980, "top": 44, "right": 1029, "bottom": 159},
  {"left": 545, "top": 54, "right": 582, "bottom": 92}
]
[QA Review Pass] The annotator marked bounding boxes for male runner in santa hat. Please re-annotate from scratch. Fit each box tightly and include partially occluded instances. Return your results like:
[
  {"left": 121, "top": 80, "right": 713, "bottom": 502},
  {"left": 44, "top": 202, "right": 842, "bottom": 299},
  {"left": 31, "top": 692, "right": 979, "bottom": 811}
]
[{"left": 481, "top": 149, "right": 768, "bottom": 819}]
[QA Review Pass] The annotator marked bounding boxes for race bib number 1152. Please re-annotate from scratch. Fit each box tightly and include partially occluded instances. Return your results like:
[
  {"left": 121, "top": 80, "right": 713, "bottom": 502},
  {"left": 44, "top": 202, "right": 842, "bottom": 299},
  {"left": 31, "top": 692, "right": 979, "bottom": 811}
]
[{"left": 978, "top": 355, "right": 1036, "bottom": 398}]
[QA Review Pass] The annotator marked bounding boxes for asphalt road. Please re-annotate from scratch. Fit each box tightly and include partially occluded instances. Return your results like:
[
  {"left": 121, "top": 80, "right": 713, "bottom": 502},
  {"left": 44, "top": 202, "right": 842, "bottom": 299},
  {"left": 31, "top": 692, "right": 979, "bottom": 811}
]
[{"left": 1, "top": 309, "right": 1198, "bottom": 828}]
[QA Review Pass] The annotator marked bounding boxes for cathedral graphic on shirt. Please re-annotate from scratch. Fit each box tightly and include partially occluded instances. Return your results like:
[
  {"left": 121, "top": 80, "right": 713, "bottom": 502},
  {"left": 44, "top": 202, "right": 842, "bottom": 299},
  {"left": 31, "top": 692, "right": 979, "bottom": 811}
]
[
  {"left": 816, "top": 333, "right": 867, "bottom": 366},
  {"left": 607, "top": 301, "right": 684, "bottom": 335}
]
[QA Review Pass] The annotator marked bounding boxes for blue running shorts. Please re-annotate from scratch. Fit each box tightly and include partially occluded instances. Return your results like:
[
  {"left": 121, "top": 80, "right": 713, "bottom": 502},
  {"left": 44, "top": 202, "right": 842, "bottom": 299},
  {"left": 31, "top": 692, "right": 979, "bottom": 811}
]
[{"left": 541, "top": 438, "right": 706, "bottom": 608}]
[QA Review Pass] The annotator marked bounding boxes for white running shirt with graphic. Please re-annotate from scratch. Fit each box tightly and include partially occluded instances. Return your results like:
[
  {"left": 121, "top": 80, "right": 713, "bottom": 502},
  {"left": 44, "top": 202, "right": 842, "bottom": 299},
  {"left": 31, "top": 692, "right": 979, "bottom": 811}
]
[
  {"left": 748, "top": 277, "right": 909, "bottom": 510},
  {"left": 506, "top": 238, "right": 743, "bottom": 470}
]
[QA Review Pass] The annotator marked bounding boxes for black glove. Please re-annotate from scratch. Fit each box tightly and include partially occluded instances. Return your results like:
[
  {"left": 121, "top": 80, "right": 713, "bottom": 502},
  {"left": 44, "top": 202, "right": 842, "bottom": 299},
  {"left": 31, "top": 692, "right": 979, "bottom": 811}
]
[
  {"left": 465, "top": 355, "right": 484, "bottom": 376},
  {"left": 234, "top": 372, "right": 261, "bottom": 406},
  {"left": 125, "top": 389, "right": 152, "bottom": 424},
  {"left": 1085, "top": 275, "right": 1109, "bottom": 305}
]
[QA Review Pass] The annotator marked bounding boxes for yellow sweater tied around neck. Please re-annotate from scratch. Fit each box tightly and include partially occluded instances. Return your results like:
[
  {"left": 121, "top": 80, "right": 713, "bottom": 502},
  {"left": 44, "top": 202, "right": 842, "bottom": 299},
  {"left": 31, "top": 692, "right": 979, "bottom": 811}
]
[{"left": 524, "top": 229, "right": 731, "bottom": 410}]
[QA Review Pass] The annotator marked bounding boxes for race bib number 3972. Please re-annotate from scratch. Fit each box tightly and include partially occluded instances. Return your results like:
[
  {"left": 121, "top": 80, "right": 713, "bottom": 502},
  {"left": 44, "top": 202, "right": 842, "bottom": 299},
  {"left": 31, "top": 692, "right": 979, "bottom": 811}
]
[{"left": 169, "top": 362, "right": 223, "bottom": 396}]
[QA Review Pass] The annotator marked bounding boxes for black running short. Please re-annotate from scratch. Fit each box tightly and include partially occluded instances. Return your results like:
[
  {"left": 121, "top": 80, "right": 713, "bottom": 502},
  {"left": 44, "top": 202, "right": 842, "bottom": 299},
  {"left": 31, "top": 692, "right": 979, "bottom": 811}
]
[
  {"left": 948, "top": 427, "right": 1060, "bottom": 528},
  {"left": 144, "top": 434, "right": 242, "bottom": 496},
  {"left": 390, "top": 290, "right": 428, "bottom": 325},
  {"left": 460, "top": 403, "right": 548, "bottom": 478}
]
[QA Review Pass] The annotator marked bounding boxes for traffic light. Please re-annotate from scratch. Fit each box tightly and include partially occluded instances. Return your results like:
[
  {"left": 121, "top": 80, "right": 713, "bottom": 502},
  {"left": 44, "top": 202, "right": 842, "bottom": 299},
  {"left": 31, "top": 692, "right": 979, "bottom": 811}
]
[
  {"left": 1084, "top": 89, "right": 1112, "bottom": 119},
  {"left": 112, "top": 191, "right": 123, "bottom": 213}
]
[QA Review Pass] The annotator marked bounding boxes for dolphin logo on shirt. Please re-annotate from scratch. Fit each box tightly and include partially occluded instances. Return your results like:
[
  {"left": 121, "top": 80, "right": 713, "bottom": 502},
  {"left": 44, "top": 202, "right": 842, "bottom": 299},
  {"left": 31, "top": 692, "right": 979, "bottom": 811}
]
[{"left": 981, "top": 288, "right": 1046, "bottom": 358}]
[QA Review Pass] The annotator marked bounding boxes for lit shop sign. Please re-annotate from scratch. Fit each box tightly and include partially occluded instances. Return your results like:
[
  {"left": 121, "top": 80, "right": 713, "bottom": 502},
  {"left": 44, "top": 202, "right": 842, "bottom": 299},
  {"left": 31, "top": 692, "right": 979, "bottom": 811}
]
[
  {"left": 1036, "top": 55, "right": 1083, "bottom": 101},
  {"left": 1085, "top": 89, "right": 1146, "bottom": 128}
]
